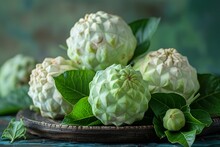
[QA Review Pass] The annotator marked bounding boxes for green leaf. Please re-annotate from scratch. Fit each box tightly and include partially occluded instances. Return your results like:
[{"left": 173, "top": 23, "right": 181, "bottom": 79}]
[
  {"left": 54, "top": 70, "right": 96, "bottom": 105},
  {"left": 149, "top": 93, "right": 186, "bottom": 118},
  {"left": 153, "top": 117, "right": 166, "bottom": 139},
  {"left": 150, "top": 94, "right": 211, "bottom": 146},
  {"left": 190, "top": 109, "right": 212, "bottom": 127},
  {"left": 165, "top": 130, "right": 196, "bottom": 147},
  {"left": 1, "top": 119, "right": 26, "bottom": 143},
  {"left": 191, "top": 74, "right": 220, "bottom": 117},
  {"left": 133, "top": 108, "right": 154, "bottom": 125},
  {"left": 87, "top": 119, "right": 103, "bottom": 126},
  {"left": 128, "top": 18, "right": 160, "bottom": 62},
  {"left": 62, "top": 97, "right": 102, "bottom": 126},
  {"left": 179, "top": 105, "right": 211, "bottom": 135},
  {"left": 0, "top": 86, "right": 32, "bottom": 115},
  {"left": 183, "top": 109, "right": 206, "bottom": 134}
]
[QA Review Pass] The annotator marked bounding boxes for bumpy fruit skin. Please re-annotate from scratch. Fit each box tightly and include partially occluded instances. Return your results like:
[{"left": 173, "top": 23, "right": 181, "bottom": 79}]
[
  {"left": 28, "top": 56, "right": 77, "bottom": 119},
  {"left": 163, "top": 108, "right": 185, "bottom": 131},
  {"left": 133, "top": 48, "right": 200, "bottom": 104},
  {"left": 0, "top": 54, "right": 36, "bottom": 97},
  {"left": 66, "top": 11, "right": 137, "bottom": 71},
  {"left": 88, "top": 64, "right": 151, "bottom": 126}
]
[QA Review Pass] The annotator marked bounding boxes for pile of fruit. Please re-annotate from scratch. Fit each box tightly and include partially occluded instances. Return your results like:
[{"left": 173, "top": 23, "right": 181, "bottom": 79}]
[{"left": 1, "top": 11, "right": 220, "bottom": 147}]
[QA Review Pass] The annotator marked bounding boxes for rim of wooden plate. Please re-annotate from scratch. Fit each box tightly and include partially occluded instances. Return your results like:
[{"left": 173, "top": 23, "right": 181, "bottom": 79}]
[{"left": 16, "top": 109, "right": 220, "bottom": 143}]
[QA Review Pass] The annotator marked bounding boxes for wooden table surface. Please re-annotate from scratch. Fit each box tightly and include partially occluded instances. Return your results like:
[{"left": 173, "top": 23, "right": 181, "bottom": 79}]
[{"left": 1, "top": 116, "right": 220, "bottom": 147}]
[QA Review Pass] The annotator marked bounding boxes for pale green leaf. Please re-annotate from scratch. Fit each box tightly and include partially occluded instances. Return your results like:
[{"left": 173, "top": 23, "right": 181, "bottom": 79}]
[{"left": 1, "top": 119, "right": 26, "bottom": 143}]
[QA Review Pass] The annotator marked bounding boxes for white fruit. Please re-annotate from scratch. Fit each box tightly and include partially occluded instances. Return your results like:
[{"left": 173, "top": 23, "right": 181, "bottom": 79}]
[
  {"left": 28, "top": 56, "right": 77, "bottom": 119},
  {"left": 0, "top": 54, "right": 35, "bottom": 97},
  {"left": 133, "top": 48, "right": 200, "bottom": 104},
  {"left": 66, "top": 11, "right": 137, "bottom": 71}
]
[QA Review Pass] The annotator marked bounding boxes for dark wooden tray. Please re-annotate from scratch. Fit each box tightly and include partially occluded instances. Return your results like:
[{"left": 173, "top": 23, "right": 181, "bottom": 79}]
[{"left": 16, "top": 109, "right": 220, "bottom": 143}]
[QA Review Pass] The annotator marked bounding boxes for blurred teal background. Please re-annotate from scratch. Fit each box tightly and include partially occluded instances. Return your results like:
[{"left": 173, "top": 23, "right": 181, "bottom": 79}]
[{"left": 0, "top": 0, "right": 219, "bottom": 74}]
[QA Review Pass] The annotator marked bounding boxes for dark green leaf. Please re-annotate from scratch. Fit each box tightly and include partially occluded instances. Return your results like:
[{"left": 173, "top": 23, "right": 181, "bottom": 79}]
[
  {"left": 133, "top": 108, "right": 154, "bottom": 125},
  {"left": 184, "top": 109, "right": 206, "bottom": 134},
  {"left": 180, "top": 106, "right": 211, "bottom": 135},
  {"left": 191, "top": 74, "right": 220, "bottom": 117},
  {"left": 190, "top": 109, "right": 212, "bottom": 127},
  {"left": 1, "top": 119, "right": 26, "bottom": 143},
  {"left": 63, "top": 116, "right": 100, "bottom": 126},
  {"left": 149, "top": 93, "right": 186, "bottom": 118},
  {"left": 0, "top": 86, "right": 32, "bottom": 115},
  {"left": 62, "top": 97, "right": 102, "bottom": 126},
  {"left": 129, "top": 18, "right": 160, "bottom": 62},
  {"left": 153, "top": 117, "right": 166, "bottom": 139},
  {"left": 165, "top": 130, "right": 196, "bottom": 147},
  {"left": 150, "top": 94, "right": 210, "bottom": 146},
  {"left": 54, "top": 70, "right": 96, "bottom": 105},
  {"left": 87, "top": 119, "right": 103, "bottom": 126}
]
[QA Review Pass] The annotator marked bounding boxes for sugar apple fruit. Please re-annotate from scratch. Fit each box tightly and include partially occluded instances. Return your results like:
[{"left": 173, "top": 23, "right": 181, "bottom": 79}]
[
  {"left": 0, "top": 54, "right": 36, "bottom": 97},
  {"left": 28, "top": 56, "right": 77, "bottom": 119},
  {"left": 66, "top": 11, "right": 137, "bottom": 71},
  {"left": 133, "top": 48, "right": 200, "bottom": 104},
  {"left": 88, "top": 64, "right": 151, "bottom": 126},
  {"left": 163, "top": 108, "right": 186, "bottom": 131}
]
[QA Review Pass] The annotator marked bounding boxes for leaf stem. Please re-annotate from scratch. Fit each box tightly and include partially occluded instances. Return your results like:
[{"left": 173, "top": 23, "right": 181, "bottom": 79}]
[{"left": 188, "top": 93, "right": 200, "bottom": 105}]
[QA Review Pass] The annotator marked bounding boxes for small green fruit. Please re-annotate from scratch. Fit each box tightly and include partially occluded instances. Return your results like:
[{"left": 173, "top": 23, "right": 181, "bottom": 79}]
[{"left": 163, "top": 108, "right": 185, "bottom": 131}]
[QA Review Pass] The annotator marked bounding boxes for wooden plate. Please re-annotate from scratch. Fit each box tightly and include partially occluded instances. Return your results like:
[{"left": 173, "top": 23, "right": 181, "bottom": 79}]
[{"left": 16, "top": 109, "right": 220, "bottom": 143}]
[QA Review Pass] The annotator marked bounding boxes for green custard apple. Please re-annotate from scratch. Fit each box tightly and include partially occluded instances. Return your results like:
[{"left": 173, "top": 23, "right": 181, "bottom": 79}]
[
  {"left": 28, "top": 56, "right": 77, "bottom": 119},
  {"left": 88, "top": 64, "right": 151, "bottom": 126},
  {"left": 133, "top": 48, "right": 200, "bottom": 104},
  {"left": 66, "top": 11, "right": 137, "bottom": 71},
  {"left": 0, "top": 54, "right": 36, "bottom": 97}
]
